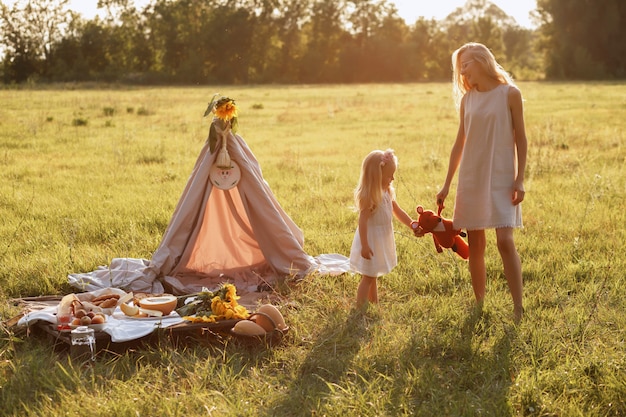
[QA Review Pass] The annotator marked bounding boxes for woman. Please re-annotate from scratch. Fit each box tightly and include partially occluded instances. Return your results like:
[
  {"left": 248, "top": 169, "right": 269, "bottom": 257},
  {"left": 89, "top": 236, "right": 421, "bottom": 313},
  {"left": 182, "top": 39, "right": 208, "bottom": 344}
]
[{"left": 436, "top": 42, "right": 528, "bottom": 322}]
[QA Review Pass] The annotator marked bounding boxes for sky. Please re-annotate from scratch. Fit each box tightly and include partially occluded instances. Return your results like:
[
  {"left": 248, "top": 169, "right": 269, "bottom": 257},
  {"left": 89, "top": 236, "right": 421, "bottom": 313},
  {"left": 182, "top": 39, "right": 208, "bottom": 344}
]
[
  {"left": 4, "top": 0, "right": 537, "bottom": 29},
  {"left": 392, "top": 0, "right": 537, "bottom": 28}
]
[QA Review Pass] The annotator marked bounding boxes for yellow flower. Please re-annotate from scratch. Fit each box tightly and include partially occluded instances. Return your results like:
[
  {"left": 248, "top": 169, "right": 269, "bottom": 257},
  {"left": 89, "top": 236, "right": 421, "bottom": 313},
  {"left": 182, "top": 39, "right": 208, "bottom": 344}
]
[{"left": 214, "top": 99, "right": 238, "bottom": 121}]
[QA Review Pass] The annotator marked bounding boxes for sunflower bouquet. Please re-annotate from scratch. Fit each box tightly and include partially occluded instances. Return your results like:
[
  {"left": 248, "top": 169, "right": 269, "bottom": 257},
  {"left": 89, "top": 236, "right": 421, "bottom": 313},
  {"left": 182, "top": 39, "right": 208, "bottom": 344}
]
[
  {"left": 176, "top": 283, "right": 249, "bottom": 323},
  {"left": 204, "top": 94, "right": 239, "bottom": 155}
]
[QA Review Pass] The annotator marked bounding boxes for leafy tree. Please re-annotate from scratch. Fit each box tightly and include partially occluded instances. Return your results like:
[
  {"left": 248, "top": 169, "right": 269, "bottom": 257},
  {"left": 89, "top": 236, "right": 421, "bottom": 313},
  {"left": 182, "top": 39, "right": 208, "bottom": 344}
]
[
  {"left": 299, "top": 0, "right": 347, "bottom": 83},
  {"left": 406, "top": 18, "right": 451, "bottom": 81},
  {"left": 0, "top": 0, "right": 76, "bottom": 82},
  {"left": 471, "top": 17, "right": 503, "bottom": 58},
  {"left": 502, "top": 26, "right": 538, "bottom": 79},
  {"left": 338, "top": 0, "right": 409, "bottom": 82},
  {"left": 367, "top": 12, "right": 411, "bottom": 82},
  {"left": 270, "top": 0, "right": 311, "bottom": 83},
  {"left": 536, "top": 0, "right": 626, "bottom": 79},
  {"left": 0, "top": 0, "right": 547, "bottom": 84}
]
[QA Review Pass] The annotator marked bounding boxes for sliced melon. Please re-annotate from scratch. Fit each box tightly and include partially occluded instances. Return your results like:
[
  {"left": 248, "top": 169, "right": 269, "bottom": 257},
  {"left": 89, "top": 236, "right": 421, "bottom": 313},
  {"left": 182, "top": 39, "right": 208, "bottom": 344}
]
[
  {"left": 116, "top": 291, "right": 134, "bottom": 307},
  {"left": 120, "top": 302, "right": 139, "bottom": 317},
  {"left": 138, "top": 307, "right": 164, "bottom": 317},
  {"left": 138, "top": 296, "right": 177, "bottom": 315}
]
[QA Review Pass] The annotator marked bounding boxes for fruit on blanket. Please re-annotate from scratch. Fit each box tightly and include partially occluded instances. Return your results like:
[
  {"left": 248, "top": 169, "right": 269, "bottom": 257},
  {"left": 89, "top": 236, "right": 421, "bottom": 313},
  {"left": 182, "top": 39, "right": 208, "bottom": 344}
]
[
  {"left": 120, "top": 302, "right": 140, "bottom": 317},
  {"left": 257, "top": 304, "right": 287, "bottom": 331},
  {"left": 71, "top": 313, "right": 106, "bottom": 326},
  {"left": 138, "top": 296, "right": 177, "bottom": 315},
  {"left": 232, "top": 320, "right": 266, "bottom": 336},
  {"left": 91, "top": 314, "right": 105, "bottom": 324}
]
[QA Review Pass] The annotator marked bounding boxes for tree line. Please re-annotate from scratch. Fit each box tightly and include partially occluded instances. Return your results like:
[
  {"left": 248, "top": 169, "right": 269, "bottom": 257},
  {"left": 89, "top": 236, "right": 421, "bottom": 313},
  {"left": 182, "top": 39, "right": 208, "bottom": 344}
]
[{"left": 1, "top": 0, "right": 624, "bottom": 85}]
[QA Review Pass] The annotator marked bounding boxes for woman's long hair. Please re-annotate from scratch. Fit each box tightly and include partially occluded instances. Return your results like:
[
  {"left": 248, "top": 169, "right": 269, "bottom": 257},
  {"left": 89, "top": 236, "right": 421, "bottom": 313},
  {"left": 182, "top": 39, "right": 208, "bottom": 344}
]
[
  {"left": 451, "top": 42, "right": 516, "bottom": 109},
  {"left": 354, "top": 149, "right": 396, "bottom": 213}
]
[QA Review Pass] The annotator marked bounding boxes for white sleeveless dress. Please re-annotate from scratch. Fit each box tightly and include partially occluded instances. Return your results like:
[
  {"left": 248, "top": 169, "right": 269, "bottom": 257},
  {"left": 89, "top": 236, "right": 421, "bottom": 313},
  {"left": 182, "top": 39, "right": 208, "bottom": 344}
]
[
  {"left": 453, "top": 84, "right": 523, "bottom": 230},
  {"left": 349, "top": 192, "right": 397, "bottom": 277}
]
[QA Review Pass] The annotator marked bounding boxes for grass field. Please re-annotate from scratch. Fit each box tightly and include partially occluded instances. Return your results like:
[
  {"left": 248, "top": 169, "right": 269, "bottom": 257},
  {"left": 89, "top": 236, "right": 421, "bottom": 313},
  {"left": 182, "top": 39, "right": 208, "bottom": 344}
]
[{"left": 1, "top": 82, "right": 625, "bottom": 416}]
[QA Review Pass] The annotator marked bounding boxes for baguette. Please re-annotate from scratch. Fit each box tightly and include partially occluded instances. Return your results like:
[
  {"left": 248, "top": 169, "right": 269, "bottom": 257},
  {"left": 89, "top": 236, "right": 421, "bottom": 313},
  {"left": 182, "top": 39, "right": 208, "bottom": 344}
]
[{"left": 92, "top": 293, "right": 121, "bottom": 303}]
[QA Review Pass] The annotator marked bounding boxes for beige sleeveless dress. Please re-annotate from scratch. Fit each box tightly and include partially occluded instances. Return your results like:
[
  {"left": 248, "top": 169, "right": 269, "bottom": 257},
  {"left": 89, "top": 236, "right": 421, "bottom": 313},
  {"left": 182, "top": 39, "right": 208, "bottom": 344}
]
[
  {"left": 350, "top": 192, "right": 397, "bottom": 277},
  {"left": 453, "top": 84, "right": 523, "bottom": 230}
]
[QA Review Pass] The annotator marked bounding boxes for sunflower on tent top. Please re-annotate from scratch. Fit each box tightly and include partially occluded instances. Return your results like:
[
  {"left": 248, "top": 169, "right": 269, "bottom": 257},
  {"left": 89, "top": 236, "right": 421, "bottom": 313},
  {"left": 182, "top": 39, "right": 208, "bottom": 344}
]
[
  {"left": 213, "top": 97, "right": 238, "bottom": 121},
  {"left": 205, "top": 95, "right": 239, "bottom": 156}
]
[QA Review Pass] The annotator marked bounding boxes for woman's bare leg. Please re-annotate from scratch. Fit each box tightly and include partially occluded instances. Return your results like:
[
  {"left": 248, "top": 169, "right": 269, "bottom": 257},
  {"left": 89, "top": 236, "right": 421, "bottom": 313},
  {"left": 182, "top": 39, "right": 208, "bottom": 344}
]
[
  {"left": 467, "top": 229, "right": 487, "bottom": 304},
  {"left": 496, "top": 227, "right": 523, "bottom": 321}
]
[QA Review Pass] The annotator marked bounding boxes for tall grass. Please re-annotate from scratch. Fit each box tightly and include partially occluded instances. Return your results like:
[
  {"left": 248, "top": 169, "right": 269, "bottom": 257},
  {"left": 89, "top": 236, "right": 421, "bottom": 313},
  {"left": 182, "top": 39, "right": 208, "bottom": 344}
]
[{"left": 1, "top": 82, "right": 625, "bottom": 416}]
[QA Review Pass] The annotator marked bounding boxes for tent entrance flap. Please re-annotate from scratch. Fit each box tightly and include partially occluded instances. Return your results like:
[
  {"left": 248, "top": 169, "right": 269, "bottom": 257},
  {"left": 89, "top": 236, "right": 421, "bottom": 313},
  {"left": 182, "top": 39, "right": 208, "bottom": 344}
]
[{"left": 181, "top": 186, "right": 265, "bottom": 275}]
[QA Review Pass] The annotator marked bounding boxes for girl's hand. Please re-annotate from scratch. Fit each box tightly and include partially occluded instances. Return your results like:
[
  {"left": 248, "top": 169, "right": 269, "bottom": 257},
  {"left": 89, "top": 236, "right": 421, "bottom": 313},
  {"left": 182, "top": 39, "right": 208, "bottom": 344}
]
[
  {"left": 410, "top": 221, "right": 425, "bottom": 237},
  {"left": 361, "top": 245, "right": 373, "bottom": 260}
]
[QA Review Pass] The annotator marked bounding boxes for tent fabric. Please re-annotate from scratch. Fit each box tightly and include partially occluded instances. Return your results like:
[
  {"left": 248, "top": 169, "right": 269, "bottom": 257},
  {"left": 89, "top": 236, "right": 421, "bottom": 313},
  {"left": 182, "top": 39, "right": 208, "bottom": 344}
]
[{"left": 68, "top": 123, "right": 349, "bottom": 295}]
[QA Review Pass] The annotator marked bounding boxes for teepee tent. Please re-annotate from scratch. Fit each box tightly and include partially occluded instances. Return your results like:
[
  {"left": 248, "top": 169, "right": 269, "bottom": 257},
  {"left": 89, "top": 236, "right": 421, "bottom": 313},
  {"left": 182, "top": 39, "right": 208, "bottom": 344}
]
[{"left": 69, "top": 97, "right": 348, "bottom": 295}]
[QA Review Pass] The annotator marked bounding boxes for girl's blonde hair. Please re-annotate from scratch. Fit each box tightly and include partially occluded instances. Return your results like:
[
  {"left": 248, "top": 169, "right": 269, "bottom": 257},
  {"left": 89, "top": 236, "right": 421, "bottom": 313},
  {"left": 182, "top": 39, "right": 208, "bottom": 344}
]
[
  {"left": 354, "top": 149, "right": 397, "bottom": 213},
  {"left": 451, "top": 42, "right": 516, "bottom": 108}
]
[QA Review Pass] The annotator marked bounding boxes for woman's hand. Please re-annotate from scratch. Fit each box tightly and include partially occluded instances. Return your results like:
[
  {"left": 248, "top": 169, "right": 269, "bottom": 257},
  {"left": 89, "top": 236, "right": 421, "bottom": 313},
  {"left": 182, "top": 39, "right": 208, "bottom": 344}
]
[
  {"left": 512, "top": 178, "right": 525, "bottom": 205},
  {"left": 512, "top": 186, "right": 525, "bottom": 205},
  {"left": 436, "top": 186, "right": 449, "bottom": 211}
]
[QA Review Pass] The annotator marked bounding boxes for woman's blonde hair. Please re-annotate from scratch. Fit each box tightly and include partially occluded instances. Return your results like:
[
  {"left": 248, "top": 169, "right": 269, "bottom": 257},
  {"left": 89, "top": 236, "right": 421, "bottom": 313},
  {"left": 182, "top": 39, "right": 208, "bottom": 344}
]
[
  {"left": 451, "top": 42, "right": 516, "bottom": 108},
  {"left": 354, "top": 149, "right": 397, "bottom": 213}
]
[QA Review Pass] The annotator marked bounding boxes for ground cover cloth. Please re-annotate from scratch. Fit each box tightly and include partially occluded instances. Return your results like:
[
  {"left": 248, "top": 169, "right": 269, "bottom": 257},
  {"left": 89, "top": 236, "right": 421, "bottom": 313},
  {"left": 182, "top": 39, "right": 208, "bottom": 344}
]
[{"left": 68, "top": 125, "right": 350, "bottom": 296}]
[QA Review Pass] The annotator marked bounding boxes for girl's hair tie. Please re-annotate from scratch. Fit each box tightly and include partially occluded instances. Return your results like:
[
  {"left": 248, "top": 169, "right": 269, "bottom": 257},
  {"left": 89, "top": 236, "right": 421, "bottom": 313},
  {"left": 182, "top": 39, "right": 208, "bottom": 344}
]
[{"left": 380, "top": 150, "right": 394, "bottom": 167}]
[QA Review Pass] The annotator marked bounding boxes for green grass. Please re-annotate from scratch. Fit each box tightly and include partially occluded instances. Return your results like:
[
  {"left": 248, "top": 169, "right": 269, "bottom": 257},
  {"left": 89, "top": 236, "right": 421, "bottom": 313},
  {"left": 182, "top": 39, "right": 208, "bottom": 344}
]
[{"left": 1, "top": 82, "right": 625, "bottom": 416}]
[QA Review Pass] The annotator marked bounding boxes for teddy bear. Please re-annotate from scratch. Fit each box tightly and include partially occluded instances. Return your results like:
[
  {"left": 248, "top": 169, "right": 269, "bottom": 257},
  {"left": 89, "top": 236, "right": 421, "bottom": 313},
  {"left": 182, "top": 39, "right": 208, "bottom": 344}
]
[{"left": 411, "top": 205, "right": 469, "bottom": 259}]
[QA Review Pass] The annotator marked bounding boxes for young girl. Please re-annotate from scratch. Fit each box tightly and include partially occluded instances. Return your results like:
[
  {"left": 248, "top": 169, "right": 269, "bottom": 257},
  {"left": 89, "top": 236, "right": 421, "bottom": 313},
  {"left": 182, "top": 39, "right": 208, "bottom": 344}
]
[
  {"left": 350, "top": 149, "right": 416, "bottom": 308},
  {"left": 436, "top": 42, "right": 528, "bottom": 321}
]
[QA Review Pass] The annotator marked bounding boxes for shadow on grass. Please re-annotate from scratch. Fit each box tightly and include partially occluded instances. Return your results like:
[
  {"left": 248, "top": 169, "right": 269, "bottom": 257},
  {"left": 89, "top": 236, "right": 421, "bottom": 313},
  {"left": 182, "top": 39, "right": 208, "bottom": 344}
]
[
  {"left": 262, "top": 306, "right": 376, "bottom": 416},
  {"left": 388, "top": 306, "right": 518, "bottom": 416}
]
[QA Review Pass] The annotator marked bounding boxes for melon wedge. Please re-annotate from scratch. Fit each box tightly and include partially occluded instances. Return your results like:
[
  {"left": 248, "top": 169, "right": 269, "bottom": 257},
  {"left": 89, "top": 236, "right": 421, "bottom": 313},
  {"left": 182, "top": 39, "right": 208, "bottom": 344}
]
[
  {"left": 138, "top": 307, "right": 164, "bottom": 317},
  {"left": 120, "top": 302, "right": 139, "bottom": 317},
  {"left": 138, "top": 296, "right": 177, "bottom": 315}
]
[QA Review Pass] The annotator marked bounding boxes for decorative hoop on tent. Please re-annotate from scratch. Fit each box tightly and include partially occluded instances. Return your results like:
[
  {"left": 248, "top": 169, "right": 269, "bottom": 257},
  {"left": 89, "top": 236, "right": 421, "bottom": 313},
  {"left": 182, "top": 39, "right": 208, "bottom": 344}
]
[{"left": 209, "top": 121, "right": 241, "bottom": 190}]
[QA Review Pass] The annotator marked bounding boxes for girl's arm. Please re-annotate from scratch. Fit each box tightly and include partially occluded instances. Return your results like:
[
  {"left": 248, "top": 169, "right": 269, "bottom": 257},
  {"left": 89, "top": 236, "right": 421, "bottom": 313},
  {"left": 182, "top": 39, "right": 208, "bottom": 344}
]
[
  {"left": 358, "top": 209, "right": 373, "bottom": 259},
  {"left": 392, "top": 200, "right": 414, "bottom": 228},
  {"left": 509, "top": 86, "right": 527, "bottom": 205},
  {"left": 436, "top": 97, "right": 467, "bottom": 208}
]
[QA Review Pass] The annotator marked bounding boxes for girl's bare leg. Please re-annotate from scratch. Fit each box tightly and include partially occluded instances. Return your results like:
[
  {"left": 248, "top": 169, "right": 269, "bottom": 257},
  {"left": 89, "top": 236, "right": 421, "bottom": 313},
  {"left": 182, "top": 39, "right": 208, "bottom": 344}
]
[
  {"left": 467, "top": 230, "right": 487, "bottom": 304},
  {"left": 368, "top": 278, "right": 378, "bottom": 304},
  {"left": 496, "top": 227, "right": 523, "bottom": 321},
  {"left": 357, "top": 275, "right": 376, "bottom": 308}
]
